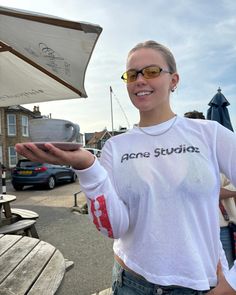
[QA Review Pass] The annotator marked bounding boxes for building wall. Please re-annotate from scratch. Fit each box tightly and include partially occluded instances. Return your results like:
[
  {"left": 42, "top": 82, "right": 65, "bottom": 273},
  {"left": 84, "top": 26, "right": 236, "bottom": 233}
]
[
  {"left": 0, "top": 107, "right": 36, "bottom": 175},
  {"left": 0, "top": 106, "right": 83, "bottom": 176}
]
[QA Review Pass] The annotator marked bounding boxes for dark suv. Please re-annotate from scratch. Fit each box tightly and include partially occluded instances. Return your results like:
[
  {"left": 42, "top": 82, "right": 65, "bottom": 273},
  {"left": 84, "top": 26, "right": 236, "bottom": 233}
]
[{"left": 11, "top": 159, "right": 77, "bottom": 190}]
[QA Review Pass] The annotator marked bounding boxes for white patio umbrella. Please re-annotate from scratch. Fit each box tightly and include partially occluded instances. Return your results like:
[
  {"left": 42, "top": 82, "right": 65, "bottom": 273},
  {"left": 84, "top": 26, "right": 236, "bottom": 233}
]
[{"left": 0, "top": 6, "right": 102, "bottom": 106}]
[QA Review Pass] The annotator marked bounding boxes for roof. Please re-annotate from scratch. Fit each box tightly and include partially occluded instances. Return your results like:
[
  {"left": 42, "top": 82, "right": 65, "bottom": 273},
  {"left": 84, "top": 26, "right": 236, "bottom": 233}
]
[
  {"left": 5, "top": 105, "right": 36, "bottom": 116},
  {"left": 87, "top": 130, "right": 111, "bottom": 145}
]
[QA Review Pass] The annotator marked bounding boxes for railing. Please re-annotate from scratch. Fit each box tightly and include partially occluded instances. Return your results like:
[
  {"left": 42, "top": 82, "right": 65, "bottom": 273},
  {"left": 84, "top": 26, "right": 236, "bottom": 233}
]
[{"left": 73, "top": 190, "right": 82, "bottom": 207}]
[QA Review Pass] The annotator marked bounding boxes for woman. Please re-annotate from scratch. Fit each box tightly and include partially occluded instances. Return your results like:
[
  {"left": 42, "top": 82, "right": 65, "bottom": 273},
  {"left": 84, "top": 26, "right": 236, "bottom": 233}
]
[{"left": 15, "top": 41, "right": 236, "bottom": 294}]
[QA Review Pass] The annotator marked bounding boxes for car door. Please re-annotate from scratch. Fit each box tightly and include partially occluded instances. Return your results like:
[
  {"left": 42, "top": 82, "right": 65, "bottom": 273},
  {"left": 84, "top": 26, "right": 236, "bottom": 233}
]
[{"left": 50, "top": 164, "right": 72, "bottom": 181}]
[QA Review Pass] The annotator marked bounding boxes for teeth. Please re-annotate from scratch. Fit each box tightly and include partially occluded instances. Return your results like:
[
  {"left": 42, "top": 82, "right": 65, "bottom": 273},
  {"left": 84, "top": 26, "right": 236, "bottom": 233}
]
[{"left": 137, "top": 91, "right": 151, "bottom": 96}]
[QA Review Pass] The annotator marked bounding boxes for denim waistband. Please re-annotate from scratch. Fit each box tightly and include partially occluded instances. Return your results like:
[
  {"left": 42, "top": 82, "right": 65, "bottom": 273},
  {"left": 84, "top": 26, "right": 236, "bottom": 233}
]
[{"left": 112, "top": 260, "right": 212, "bottom": 295}]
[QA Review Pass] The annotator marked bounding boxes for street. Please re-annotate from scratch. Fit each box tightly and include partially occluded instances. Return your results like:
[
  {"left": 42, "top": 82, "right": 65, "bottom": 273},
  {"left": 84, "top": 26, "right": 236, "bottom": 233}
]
[{"left": 4, "top": 180, "right": 114, "bottom": 295}]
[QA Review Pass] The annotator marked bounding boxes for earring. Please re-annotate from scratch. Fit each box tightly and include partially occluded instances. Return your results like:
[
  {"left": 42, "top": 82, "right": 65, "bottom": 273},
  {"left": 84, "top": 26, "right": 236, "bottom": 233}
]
[{"left": 171, "top": 86, "right": 177, "bottom": 92}]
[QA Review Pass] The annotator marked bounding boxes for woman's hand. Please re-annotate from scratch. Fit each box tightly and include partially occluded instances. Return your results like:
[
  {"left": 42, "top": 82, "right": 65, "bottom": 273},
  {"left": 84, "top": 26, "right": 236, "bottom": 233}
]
[
  {"left": 15, "top": 143, "right": 95, "bottom": 170},
  {"left": 207, "top": 263, "right": 236, "bottom": 295}
]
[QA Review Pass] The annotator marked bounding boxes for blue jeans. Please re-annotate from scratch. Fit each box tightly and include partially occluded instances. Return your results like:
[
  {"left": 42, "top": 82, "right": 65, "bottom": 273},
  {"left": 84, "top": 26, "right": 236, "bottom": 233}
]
[
  {"left": 112, "top": 260, "right": 211, "bottom": 295},
  {"left": 220, "top": 226, "right": 234, "bottom": 268}
]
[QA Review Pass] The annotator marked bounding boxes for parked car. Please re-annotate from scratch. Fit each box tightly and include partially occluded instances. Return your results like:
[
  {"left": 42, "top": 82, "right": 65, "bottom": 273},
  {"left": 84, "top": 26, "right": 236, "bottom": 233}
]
[
  {"left": 11, "top": 159, "right": 77, "bottom": 190},
  {"left": 84, "top": 148, "right": 101, "bottom": 158}
]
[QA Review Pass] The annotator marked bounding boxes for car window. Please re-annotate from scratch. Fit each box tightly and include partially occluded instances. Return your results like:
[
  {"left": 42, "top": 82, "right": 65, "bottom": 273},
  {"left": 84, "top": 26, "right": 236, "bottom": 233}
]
[
  {"left": 46, "top": 163, "right": 56, "bottom": 168},
  {"left": 18, "top": 161, "right": 42, "bottom": 168}
]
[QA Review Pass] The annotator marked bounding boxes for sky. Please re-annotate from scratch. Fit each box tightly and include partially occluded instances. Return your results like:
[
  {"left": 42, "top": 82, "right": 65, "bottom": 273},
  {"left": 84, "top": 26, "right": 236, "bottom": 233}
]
[{"left": 1, "top": 0, "right": 236, "bottom": 133}]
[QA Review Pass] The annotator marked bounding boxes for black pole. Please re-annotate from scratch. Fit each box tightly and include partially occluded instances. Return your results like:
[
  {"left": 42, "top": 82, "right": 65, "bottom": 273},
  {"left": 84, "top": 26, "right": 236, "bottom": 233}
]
[{"left": 1, "top": 163, "right": 6, "bottom": 194}]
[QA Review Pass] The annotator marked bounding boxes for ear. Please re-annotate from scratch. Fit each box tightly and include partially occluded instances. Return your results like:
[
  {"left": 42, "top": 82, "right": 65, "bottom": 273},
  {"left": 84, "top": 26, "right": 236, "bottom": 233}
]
[{"left": 170, "top": 72, "right": 179, "bottom": 92}]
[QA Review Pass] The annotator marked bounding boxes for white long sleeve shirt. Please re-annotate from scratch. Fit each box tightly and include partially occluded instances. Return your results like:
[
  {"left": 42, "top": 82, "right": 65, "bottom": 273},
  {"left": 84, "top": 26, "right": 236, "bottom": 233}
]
[{"left": 77, "top": 116, "right": 236, "bottom": 291}]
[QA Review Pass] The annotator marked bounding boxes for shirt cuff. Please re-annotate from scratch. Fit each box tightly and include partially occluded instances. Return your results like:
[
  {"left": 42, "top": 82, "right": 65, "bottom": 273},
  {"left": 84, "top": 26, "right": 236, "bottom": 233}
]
[{"left": 74, "top": 158, "right": 107, "bottom": 188}]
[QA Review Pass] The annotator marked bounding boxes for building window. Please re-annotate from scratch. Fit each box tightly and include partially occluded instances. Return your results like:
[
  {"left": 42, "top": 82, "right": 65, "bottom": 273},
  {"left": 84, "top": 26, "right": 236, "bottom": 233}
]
[
  {"left": 8, "top": 146, "right": 17, "bottom": 167},
  {"left": 21, "top": 115, "right": 29, "bottom": 136},
  {"left": 7, "top": 114, "right": 16, "bottom": 136}
]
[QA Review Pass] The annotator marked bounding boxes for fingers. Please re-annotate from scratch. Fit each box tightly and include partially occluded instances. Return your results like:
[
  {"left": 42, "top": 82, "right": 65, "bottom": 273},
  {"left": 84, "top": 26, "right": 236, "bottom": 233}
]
[
  {"left": 15, "top": 143, "right": 63, "bottom": 164},
  {"left": 216, "top": 261, "right": 222, "bottom": 276},
  {"left": 208, "top": 261, "right": 236, "bottom": 295},
  {"left": 15, "top": 143, "right": 94, "bottom": 169},
  {"left": 204, "top": 262, "right": 222, "bottom": 294},
  {"left": 15, "top": 143, "right": 42, "bottom": 162},
  {"left": 216, "top": 261, "right": 224, "bottom": 283}
]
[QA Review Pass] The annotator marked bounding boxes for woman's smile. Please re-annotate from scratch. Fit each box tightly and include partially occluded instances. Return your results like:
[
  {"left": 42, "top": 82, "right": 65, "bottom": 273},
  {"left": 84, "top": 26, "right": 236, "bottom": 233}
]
[{"left": 136, "top": 90, "right": 153, "bottom": 97}]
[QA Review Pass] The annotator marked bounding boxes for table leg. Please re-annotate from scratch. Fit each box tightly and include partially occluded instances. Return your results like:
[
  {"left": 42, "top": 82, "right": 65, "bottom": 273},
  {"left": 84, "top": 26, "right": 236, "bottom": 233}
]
[{"left": 3, "top": 203, "right": 12, "bottom": 218}]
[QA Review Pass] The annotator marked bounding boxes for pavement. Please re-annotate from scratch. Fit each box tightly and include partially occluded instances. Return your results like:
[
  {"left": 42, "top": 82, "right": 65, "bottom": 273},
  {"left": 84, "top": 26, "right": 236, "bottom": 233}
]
[
  {"left": 91, "top": 288, "right": 112, "bottom": 295},
  {"left": 9, "top": 183, "right": 114, "bottom": 295}
]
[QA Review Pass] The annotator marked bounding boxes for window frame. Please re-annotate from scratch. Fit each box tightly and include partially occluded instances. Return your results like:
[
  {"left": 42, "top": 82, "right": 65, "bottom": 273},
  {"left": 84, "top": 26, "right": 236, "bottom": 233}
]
[
  {"left": 8, "top": 146, "right": 17, "bottom": 167},
  {"left": 21, "top": 115, "right": 29, "bottom": 137},
  {"left": 7, "top": 114, "right": 16, "bottom": 136}
]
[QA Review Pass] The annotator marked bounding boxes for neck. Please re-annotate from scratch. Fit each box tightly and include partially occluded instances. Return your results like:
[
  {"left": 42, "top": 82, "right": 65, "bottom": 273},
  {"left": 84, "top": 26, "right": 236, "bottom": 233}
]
[{"left": 138, "top": 109, "right": 176, "bottom": 127}]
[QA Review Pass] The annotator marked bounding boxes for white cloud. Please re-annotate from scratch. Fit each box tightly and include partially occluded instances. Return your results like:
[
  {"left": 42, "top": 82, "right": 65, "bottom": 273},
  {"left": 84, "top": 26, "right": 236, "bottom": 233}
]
[{"left": 1, "top": 0, "right": 236, "bottom": 131}]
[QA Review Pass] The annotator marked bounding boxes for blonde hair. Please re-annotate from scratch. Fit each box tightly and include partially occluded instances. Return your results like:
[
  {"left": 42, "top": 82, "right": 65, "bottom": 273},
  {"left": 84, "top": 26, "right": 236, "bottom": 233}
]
[{"left": 128, "top": 40, "right": 177, "bottom": 73}]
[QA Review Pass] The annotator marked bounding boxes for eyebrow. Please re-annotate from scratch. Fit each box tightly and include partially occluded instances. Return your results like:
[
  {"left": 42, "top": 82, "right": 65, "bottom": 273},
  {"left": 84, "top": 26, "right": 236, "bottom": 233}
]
[{"left": 126, "top": 64, "right": 160, "bottom": 71}]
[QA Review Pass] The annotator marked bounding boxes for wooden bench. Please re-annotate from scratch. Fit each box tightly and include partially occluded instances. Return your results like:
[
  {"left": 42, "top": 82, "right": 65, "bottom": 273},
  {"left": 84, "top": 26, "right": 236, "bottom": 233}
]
[
  {"left": 0, "top": 219, "right": 39, "bottom": 238},
  {"left": 10, "top": 208, "right": 39, "bottom": 220}
]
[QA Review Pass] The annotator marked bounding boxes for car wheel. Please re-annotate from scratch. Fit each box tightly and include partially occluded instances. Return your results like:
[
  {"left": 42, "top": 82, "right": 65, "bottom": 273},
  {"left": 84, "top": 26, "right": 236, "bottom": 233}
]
[
  {"left": 13, "top": 184, "right": 24, "bottom": 191},
  {"left": 70, "top": 173, "right": 77, "bottom": 183},
  {"left": 47, "top": 176, "right": 56, "bottom": 189}
]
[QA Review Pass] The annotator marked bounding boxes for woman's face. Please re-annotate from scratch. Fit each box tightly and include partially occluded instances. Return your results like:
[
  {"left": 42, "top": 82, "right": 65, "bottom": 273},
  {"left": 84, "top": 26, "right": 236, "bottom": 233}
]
[{"left": 126, "top": 48, "right": 178, "bottom": 114}]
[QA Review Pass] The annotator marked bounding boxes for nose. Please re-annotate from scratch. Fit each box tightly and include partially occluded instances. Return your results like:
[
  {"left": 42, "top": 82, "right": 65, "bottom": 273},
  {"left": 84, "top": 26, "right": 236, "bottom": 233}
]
[{"left": 135, "top": 72, "right": 146, "bottom": 83}]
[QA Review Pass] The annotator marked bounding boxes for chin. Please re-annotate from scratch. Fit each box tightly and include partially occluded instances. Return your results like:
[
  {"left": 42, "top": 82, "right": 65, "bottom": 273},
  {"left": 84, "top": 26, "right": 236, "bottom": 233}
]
[
  {"left": 136, "top": 105, "right": 154, "bottom": 112},
  {"left": 131, "top": 99, "right": 150, "bottom": 110}
]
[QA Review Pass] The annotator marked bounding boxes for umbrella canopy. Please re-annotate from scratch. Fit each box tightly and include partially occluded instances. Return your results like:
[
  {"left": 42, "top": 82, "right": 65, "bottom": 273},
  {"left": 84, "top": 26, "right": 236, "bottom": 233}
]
[
  {"left": 0, "top": 6, "right": 102, "bottom": 106},
  {"left": 207, "top": 87, "right": 234, "bottom": 131}
]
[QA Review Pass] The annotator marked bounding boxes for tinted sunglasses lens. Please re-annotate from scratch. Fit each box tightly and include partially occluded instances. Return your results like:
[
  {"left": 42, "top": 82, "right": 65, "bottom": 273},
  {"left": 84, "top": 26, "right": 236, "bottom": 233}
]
[
  {"left": 143, "top": 66, "right": 161, "bottom": 78},
  {"left": 121, "top": 66, "right": 162, "bottom": 83},
  {"left": 122, "top": 70, "right": 137, "bottom": 83}
]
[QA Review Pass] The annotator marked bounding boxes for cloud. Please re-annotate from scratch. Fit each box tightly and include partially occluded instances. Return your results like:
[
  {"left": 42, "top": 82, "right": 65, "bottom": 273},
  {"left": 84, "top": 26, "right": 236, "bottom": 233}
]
[{"left": 1, "top": 0, "right": 236, "bottom": 131}]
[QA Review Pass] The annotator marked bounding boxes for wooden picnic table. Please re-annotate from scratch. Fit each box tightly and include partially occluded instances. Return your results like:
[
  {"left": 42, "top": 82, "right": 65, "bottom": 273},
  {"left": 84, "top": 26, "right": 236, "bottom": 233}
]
[
  {"left": 0, "top": 194, "right": 16, "bottom": 225},
  {"left": 0, "top": 234, "right": 66, "bottom": 295},
  {"left": 0, "top": 195, "right": 39, "bottom": 238}
]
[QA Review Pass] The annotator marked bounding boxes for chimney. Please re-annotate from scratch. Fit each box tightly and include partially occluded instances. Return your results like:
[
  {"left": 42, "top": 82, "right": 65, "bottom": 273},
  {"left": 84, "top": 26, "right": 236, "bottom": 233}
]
[{"left": 33, "top": 105, "right": 42, "bottom": 117}]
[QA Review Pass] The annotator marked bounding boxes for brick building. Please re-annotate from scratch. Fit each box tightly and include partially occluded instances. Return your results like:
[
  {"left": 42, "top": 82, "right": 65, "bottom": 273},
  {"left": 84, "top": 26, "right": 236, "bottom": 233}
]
[{"left": 0, "top": 105, "right": 41, "bottom": 171}]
